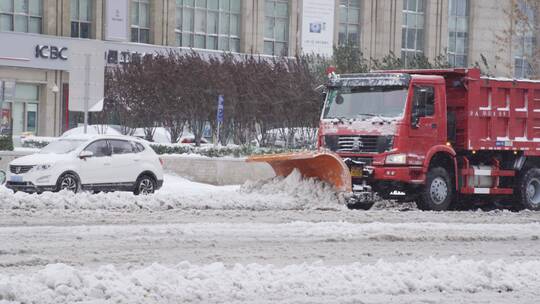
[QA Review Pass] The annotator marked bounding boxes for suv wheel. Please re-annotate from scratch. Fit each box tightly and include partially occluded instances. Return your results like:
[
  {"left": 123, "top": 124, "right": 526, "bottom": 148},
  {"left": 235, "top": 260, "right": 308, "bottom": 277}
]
[
  {"left": 417, "top": 167, "right": 453, "bottom": 211},
  {"left": 134, "top": 175, "right": 156, "bottom": 195},
  {"left": 57, "top": 173, "right": 80, "bottom": 193}
]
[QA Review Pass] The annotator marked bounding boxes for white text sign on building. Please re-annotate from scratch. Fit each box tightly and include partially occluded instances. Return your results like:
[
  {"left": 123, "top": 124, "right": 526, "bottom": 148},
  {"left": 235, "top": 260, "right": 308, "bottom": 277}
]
[
  {"left": 301, "top": 0, "right": 335, "bottom": 57},
  {"left": 105, "top": 0, "right": 129, "bottom": 41}
]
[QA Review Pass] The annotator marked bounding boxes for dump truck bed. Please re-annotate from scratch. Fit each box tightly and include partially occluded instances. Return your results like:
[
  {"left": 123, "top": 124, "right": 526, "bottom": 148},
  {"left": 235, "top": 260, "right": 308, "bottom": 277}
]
[
  {"left": 388, "top": 68, "right": 540, "bottom": 155},
  {"left": 465, "top": 73, "right": 540, "bottom": 155}
]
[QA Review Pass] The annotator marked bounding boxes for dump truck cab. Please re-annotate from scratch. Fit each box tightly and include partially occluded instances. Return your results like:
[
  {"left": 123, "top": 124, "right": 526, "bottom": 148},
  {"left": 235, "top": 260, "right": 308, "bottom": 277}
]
[{"left": 319, "top": 72, "right": 452, "bottom": 204}]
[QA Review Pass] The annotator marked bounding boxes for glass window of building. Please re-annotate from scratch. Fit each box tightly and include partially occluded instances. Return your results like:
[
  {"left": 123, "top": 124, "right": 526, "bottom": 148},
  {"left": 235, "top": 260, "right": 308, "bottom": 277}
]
[
  {"left": 448, "top": 0, "right": 468, "bottom": 67},
  {"left": 338, "top": 0, "right": 360, "bottom": 47},
  {"left": 264, "top": 0, "right": 289, "bottom": 56},
  {"left": 131, "top": 0, "right": 150, "bottom": 43},
  {"left": 71, "top": 0, "right": 91, "bottom": 38},
  {"left": 401, "top": 0, "right": 425, "bottom": 66},
  {"left": 1, "top": 83, "right": 40, "bottom": 135},
  {"left": 175, "top": 0, "right": 241, "bottom": 52},
  {"left": 514, "top": 0, "right": 535, "bottom": 79},
  {"left": 0, "top": 0, "right": 43, "bottom": 33}
]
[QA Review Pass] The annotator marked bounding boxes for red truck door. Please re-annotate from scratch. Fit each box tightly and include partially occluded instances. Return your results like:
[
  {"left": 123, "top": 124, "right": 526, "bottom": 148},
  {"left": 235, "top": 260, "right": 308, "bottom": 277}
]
[{"left": 408, "top": 84, "right": 443, "bottom": 158}]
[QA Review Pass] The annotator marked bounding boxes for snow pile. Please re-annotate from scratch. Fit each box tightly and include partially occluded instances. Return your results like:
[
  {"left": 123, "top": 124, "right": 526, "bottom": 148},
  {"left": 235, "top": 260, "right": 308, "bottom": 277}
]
[
  {"left": 372, "top": 199, "right": 417, "bottom": 210},
  {"left": 240, "top": 169, "right": 345, "bottom": 210},
  {"left": 0, "top": 173, "right": 345, "bottom": 211},
  {"left": 1, "top": 257, "right": 539, "bottom": 303}
]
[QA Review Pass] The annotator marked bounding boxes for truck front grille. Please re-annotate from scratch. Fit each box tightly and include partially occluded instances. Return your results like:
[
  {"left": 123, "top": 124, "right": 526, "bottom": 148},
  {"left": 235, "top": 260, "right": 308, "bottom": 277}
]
[
  {"left": 338, "top": 135, "right": 380, "bottom": 153},
  {"left": 10, "top": 165, "right": 34, "bottom": 174}
]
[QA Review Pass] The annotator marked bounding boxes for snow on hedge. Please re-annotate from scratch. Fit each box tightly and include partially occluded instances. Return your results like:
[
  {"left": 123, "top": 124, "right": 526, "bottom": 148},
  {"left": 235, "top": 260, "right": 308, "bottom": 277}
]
[
  {"left": 1, "top": 257, "right": 539, "bottom": 303},
  {"left": 0, "top": 171, "right": 345, "bottom": 211}
]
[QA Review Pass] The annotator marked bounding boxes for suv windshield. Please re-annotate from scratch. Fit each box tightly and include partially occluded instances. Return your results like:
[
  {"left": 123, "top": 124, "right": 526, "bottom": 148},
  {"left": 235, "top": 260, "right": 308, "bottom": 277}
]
[
  {"left": 323, "top": 86, "right": 408, "bottom": 119},
  {"left": 39, "top": 139, "right": 86, "bottom": 154}
]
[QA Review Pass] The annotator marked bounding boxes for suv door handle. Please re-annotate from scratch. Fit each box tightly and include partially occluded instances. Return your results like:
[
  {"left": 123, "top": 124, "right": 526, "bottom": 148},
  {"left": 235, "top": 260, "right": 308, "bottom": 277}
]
[{"left": 104, "top": 163, "right": 111, "bottom": 166}]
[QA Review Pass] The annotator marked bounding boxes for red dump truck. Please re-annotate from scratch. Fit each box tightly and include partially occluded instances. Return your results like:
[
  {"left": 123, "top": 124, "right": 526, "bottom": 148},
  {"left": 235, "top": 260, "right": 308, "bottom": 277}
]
[{"left": 250, "top": 68, "right": 540, "bottom": 211}]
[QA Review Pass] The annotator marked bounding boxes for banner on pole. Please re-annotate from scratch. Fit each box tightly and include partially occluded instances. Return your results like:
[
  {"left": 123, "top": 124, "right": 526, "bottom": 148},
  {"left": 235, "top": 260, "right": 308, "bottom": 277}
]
[
  {"left": 217, "top": 95, "right": 224, "bottom": 124},
  {"left": 301, "top": 0, "right": 335, "bottom": 57}
]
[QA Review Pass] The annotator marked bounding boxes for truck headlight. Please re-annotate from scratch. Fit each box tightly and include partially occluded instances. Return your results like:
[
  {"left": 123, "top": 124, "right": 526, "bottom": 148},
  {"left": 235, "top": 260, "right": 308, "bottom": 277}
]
[
  {"left": 32, "top": 164, "right": 52, "bottom": 171},
  {"left": 385, "top": 154, "right": 407, "bottom": 165}
]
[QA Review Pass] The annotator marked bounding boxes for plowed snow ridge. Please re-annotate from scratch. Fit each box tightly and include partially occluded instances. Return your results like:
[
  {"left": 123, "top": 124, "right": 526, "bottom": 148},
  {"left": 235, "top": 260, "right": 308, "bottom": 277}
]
[
  {"left": 0, "top": 172, "right": 345, "bottom": 211},
  {"left": 1, "top": 258, "right": 539, "bottom": 304},
  {"left": 4, "top": 221, "right": 540, "bottom": 242}
]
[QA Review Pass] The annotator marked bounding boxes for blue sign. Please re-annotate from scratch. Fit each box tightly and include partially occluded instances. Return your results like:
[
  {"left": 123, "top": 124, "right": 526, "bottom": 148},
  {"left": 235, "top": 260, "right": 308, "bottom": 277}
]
[{"left": 217, "top": 95, "right": 224, "bottom": 123}]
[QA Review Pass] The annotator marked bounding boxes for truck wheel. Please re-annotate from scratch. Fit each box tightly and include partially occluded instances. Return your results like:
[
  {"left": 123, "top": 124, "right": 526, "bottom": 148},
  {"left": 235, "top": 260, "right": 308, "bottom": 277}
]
[
  {"left": 417, "top": 167, "right": 453, "bottom": 211},
  {"left": 516, "top": 168, "right": 540, "bottom": 211}
]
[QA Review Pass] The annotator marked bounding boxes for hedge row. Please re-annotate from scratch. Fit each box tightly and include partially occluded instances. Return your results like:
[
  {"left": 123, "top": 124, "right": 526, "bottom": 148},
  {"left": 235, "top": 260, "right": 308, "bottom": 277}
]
[{"left": 19, "top": 138, "right": 296, "bottom": 158}]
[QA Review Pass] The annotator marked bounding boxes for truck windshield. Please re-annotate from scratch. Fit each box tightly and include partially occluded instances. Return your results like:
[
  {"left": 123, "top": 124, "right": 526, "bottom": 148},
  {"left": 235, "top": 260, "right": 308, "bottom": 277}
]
[{"left": 323, "top": 86, "right": 408, "bottom": 119}]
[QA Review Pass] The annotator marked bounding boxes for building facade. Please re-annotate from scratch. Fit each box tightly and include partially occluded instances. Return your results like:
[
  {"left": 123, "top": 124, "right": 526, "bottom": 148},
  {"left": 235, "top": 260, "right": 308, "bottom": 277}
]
[{"left": 0, "top": 0, "right": 535, "bottom": 137}]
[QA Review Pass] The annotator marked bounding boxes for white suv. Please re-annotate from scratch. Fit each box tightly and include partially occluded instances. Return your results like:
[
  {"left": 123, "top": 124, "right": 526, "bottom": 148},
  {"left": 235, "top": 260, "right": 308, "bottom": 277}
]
[{"left": 6, "top": 135, "right": 164, "bottom": 194}]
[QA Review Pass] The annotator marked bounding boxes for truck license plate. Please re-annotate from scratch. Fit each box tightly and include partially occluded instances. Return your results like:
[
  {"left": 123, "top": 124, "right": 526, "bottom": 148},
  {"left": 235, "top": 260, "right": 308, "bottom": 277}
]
[
  {"left": 11, "top": 175, "right": 22, "bottom": 182},
  {"left": 350, "top": 166, "right": 363, "bottom": 178}
]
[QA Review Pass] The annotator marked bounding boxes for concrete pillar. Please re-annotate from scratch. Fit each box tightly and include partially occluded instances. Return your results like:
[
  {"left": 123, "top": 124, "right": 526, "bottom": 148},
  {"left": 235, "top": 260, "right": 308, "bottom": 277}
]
[
  {"left": 61, "top": 0, "right": 70, "bottom": 36},
  {"left": 39, "top": 71, "right": 58, "bottom": 136},
  {"left": 43, "top": 0, "right": 70, "bottom": 36},
  {"left": 253, "top": 0, "right": 265, "bottom": 54},
  {"left": 92, "top": 0, "right": 104, "bottom": 40},
  {"left": 243, "top": 0, "right": 266, "bottom": 54},
  {"left": 126, "top": 0, "right": 132, "bottom": 42},
  {"left": 150, "top": 0, "right": 164, "bottom": 45},
  {"left": 42, "top": 0, "right": 57, "bottom": 35},
  {"left": 424, "top": 0, "right": 448, "bottom": 61},
  {"left": 241, "top": 0, "right": 253, "bottom": 53},
  {"left": 165, "top": 0, "right": 176, "bottom": 46},
  {"left": 360, "top": 0, "right": 402, "bottom": 61},
  {"left": 290, "top": 0, "right": 300, "bottom": 56}
]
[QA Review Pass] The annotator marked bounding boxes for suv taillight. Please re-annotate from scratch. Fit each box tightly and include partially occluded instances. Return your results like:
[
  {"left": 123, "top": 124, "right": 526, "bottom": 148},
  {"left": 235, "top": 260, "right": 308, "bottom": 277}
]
[{"left": 159, "top": 158, "right": 164, "bottom": 167}]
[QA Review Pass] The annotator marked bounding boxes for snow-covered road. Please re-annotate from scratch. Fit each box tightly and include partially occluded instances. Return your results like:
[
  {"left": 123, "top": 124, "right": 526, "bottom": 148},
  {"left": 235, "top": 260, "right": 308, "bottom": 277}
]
[{"left": 1, "top": 174, "right": 540, "bottom": 303}]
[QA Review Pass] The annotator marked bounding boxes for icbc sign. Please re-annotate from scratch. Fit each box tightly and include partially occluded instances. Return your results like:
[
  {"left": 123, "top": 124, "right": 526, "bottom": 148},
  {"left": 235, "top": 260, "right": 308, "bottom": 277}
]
[{"left": 35, "top": 45, "right": 68, "bottom": 60}]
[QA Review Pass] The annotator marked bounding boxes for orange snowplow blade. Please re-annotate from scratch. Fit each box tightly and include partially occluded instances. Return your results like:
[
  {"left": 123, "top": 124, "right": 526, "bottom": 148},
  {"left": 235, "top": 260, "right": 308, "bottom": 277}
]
[{"left": 247, "top": 151, "right": 352, "bottom": 193}]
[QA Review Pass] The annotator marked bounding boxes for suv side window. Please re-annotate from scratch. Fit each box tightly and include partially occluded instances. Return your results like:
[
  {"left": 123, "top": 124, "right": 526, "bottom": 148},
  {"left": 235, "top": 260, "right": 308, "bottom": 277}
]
[
  {"left": 110, "top": 140, "right": 134, "bottom": 154},
  {"left": 412, "top": 86, "right": 435, "bottom": 117},
  {"left": 84, "top": 140, "right": 111, "bottom": 157},
  {"left": 131, "top": 141, "right": 145, "bottom": 153}
]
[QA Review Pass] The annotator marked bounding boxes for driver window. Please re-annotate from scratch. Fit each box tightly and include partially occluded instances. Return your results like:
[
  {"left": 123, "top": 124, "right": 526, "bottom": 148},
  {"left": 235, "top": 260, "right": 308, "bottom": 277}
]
[
  {"left": 84, "top": 140, "right": 111, "bottom": 157},
  {"left": 412, "top": 86, "right": 435, "bottom": 117}
]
